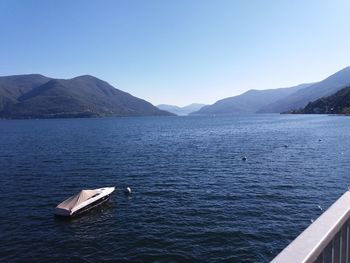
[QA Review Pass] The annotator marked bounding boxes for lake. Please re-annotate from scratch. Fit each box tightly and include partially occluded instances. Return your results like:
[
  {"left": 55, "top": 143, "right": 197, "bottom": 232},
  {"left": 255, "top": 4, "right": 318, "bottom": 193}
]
[{"left": 1, "top": 114, "right": 350, "bottom": 262}]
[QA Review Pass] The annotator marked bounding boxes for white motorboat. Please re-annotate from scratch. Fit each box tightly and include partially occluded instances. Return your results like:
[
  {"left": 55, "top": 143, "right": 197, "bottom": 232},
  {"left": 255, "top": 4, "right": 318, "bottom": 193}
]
[{"left": 54, "top": 187, "right": 115, "bottom": 217}]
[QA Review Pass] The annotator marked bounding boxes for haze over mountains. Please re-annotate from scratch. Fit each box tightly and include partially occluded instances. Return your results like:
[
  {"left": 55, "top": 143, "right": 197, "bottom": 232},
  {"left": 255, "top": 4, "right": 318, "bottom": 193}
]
[
  {"left": 259, "top": 66, "right": 350, "bottom": 113},
  {"left": 157, "top": 103, "right": 206, "bottom": 116},
  {"left": 190, "top": 84, "right": 311, "bottom": 115},
  {"left": 0, "top": 74, "right": 173, "bottom": 119},
  {"left": 192, "top": 66, "right": 350, "bottom": 115}
]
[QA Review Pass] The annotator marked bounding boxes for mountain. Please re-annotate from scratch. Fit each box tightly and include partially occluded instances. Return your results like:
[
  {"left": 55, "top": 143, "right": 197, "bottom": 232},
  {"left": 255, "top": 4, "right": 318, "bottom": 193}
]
[
  {"left": 157, "top": 103, "right": 206, "bottom": 115},
  {"left": 191, "top": 84, "right": 309, "bottom": 115},
  {"left": 0, "top": 74, "right": 174, "bottom": 119},
  {"left": 0, "top": 74, "right": 51, "bottom": 111},
  {"left": 259, "top": 67, "right": 350, "bottom": 113},
  {"left": 292, "top": 85, "right": 350, "bottom": 114}
]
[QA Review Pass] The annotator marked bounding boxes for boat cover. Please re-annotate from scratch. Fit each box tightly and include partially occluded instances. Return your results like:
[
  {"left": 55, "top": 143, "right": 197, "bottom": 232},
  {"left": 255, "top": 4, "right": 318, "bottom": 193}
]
[{"left": 57, "top": 189, "right": 100, "bottom": 211}]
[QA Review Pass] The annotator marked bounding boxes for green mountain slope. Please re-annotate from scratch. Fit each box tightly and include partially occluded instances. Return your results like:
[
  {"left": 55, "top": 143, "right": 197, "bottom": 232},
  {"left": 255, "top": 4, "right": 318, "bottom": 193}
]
[{"left": 293, "top": 86, "right": 350, "bottom": 114}]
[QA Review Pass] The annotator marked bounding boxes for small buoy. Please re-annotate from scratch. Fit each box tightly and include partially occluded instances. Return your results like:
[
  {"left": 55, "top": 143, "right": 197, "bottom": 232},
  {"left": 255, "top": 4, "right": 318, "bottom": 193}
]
[
  {"left": 319, "top": 139, "right": 322, "bottom": 142},
  {"left": 125, "top": 187, "right": 132, "bottom": 195},
  {"left": 284, "top": 145, "right": 288, "bottom": 148},
  {"left": 242, "top": 156, "right": 247, "bottom": 161}
]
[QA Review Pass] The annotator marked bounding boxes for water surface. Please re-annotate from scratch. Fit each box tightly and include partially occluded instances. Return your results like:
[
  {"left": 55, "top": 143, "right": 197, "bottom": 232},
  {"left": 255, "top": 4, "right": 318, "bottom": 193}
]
[{"left": 1, "top": 114, "right": 350, "bottom": 262}]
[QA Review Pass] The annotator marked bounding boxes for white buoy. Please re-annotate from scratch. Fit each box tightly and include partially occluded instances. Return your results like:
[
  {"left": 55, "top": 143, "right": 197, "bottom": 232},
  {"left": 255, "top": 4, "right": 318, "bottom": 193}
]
[{"left": 125, "top": 187, "right": 132, "bottom": 195}]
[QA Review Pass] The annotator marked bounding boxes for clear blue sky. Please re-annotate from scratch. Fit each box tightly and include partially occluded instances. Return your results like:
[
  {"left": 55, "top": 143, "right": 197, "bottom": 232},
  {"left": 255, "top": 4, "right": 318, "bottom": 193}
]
[{"left": 1, "top": 0, "right": 350, "bottom": 106}]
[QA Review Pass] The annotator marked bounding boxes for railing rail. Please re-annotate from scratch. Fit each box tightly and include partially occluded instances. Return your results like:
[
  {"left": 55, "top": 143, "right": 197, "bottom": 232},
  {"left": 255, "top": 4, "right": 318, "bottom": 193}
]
[{"left": 272, "top": 190, "right": 350, "bottom": 263}]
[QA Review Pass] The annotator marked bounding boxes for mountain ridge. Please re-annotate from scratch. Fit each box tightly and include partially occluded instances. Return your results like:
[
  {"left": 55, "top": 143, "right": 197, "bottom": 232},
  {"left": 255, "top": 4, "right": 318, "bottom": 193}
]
[
  {"left": 291, "top": 85, "right": 350, "bottom": 114},
  {"left": 259, "top": 66, "right": 350, "bottom": 113},
  {"left": 0, "top": 74, "right": 174, "bottom": 119},
  {"left": 191, "top": 83, "right": 310, "bottom": 115}
]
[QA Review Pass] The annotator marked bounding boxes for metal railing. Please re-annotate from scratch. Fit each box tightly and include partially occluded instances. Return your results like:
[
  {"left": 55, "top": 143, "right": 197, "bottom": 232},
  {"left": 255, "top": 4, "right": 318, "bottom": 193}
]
[{"left": 272, "top": 190, "right": 350, "bottom": 263}]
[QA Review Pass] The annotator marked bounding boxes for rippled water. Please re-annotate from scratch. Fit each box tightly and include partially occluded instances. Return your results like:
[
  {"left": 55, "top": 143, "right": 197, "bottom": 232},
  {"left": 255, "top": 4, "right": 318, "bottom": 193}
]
[{"left": 1, "top": 114, "right": 350, "bottom": 262}]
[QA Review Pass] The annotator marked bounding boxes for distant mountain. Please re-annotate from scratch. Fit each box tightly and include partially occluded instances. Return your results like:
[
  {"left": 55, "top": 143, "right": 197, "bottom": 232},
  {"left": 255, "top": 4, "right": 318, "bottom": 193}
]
[
  {"left": 157, "top": 103, "right": 206, "bottom": 115},
  {"left": 0, "top": 74, "right": 174, "bottom": 119},
  {"left": 292, "top": 85, "right": 350, "bottom": 114},
  {"left": 259, "top": 67, "right": 350, "bottom": 113},
  {"left": 191, "top": 84, "right": 309, "bottom": 115}
]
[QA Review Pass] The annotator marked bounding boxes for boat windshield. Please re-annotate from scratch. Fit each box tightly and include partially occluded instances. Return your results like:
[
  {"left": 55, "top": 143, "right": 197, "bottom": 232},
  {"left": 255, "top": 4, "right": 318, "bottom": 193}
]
[{"left": 88, "top": 193, "right": 100, "bottom": 199}]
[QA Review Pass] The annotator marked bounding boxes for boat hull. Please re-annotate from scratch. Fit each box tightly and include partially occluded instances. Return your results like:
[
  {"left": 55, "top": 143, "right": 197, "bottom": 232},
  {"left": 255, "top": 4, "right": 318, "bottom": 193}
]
[{"left": 55, "top": 194, "right": 112, "bottom": 218}]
